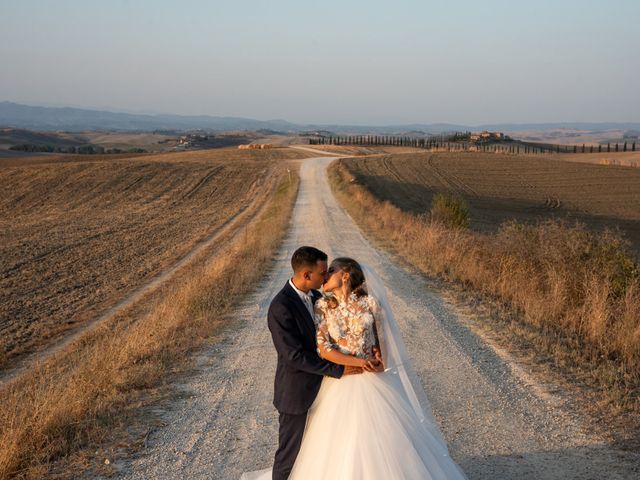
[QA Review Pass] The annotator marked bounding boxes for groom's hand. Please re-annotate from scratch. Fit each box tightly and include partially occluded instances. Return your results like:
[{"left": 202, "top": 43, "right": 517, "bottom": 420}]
[{"left": 343, "top": 366, "right": 363, "bottom": 376}]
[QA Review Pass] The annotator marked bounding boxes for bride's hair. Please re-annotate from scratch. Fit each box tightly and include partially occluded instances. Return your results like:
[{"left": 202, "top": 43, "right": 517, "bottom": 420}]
[{"left": 326, "top": 257, "right": 367, "bottom": 308}]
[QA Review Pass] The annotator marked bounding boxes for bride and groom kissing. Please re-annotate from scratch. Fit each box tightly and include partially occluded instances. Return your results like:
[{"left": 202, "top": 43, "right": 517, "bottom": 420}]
[{"left": 241, "top": 246, "right": 467, "bottom": 480}]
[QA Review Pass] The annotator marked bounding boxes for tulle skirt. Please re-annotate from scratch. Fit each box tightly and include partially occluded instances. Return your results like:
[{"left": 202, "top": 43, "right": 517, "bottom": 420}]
[{"left": 241, "top": 370, "right": 467, "bottom": 480}]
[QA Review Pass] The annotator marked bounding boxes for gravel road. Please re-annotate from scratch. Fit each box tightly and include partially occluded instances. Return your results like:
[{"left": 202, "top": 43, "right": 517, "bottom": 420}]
[{"left": 119, "top": 156, "right": 639, "bottom": 480}]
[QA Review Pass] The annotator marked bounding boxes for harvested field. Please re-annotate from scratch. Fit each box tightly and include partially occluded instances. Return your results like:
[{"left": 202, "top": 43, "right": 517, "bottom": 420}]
[
  {"left": 343, "top": 152, "right": 640, "bottom": 254},
  {"left": 0, "top": 148, "right": 305, "bottom": 370},
  {"left": 0, "top": 151, "right": 155, "bottom": 166}
]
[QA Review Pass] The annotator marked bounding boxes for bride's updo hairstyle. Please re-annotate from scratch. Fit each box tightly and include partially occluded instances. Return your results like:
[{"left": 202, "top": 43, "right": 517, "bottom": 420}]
[{"left": 326, "top": 257, "right": 368, "bottom": 308}]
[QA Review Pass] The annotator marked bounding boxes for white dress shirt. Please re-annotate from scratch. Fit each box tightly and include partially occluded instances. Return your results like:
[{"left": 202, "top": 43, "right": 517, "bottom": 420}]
[{"left": 289, "top": 278, "right": 315, "bottom": 320}]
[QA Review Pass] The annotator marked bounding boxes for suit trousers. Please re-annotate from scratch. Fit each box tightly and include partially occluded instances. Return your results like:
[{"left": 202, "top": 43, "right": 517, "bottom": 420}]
[{"left": 272, "top": 411, "right": 308, "bottom": 480}]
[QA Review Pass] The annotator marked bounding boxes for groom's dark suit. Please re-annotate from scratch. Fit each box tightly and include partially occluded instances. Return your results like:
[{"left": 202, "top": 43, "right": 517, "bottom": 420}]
[{"left": 267, "top": 280, "right": 344, "bottom": 480}]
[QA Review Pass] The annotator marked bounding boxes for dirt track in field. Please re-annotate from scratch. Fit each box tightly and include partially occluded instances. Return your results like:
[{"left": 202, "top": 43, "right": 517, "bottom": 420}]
[{"left": 0, "top": 148, "right": 303, "bottom": 372}]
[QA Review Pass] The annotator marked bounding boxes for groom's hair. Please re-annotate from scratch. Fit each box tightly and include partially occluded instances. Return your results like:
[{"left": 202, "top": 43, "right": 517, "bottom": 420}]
[{"left": 291, "top": 246, "right": 328, "bottom": 272}]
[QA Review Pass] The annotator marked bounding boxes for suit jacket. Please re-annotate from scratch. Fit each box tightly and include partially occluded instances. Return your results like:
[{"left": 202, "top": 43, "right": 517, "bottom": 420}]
[{"left": 268, "top": 280, "right": 344, "bottom": 415}]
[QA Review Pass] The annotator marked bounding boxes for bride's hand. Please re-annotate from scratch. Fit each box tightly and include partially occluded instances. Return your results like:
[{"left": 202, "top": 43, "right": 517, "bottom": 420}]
[
  {"left": 370, "top": 347, "right": 384, "bottom": 372},
  {"left": 369, "top": 359, "right": 385, "bottom": 372},
  {"left": 361, "top": 357, "right": 384, "bottom": 373},
  {"left": 372, "top": 346, "right": 383, "bottom": 364}
]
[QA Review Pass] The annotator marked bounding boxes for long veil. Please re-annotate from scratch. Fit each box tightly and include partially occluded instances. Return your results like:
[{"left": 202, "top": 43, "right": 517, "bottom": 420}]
[{"left": 360, "top": 262, "right": 448, "bottom": 448}]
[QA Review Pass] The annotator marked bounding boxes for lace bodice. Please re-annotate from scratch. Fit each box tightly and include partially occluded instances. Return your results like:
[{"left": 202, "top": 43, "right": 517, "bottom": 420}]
[{"left": 313, "top": 292, "right": 383, "bottom": 359}]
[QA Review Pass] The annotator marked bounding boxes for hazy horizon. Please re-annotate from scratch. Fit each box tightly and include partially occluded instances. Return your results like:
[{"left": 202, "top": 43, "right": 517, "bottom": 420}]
[{"left": 1, "top": 0, "right": 639, "bottom": 125}]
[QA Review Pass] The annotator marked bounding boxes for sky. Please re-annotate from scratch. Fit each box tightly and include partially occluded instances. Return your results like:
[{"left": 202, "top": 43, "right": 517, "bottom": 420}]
[{"left": 1, "top": 0, "right": 638, "bottom": 125}]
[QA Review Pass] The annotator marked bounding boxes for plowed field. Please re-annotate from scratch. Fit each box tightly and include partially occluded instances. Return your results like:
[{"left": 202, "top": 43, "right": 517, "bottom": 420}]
[
  {"left": 0, "top": 148, "right": 304, "bottom": 369},
  {"left": 343, "top": 152, "right": 640, "bottom": 253}
]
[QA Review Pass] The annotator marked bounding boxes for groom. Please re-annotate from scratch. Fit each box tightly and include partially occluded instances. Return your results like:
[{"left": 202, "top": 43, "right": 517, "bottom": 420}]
[{"left": 267, "top": 246, "right": 361, "bottom": 480}]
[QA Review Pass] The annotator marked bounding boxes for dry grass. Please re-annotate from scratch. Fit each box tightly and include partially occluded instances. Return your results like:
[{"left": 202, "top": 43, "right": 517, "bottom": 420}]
[
  {"left": 0, "top": 156, "right": 300, "bottom": 479},
  {"left": 0, "top": 148, "right": 304, "bottom": 370},
  {"left": 329, "top": 159, "right": 640, "bottom": 408}
]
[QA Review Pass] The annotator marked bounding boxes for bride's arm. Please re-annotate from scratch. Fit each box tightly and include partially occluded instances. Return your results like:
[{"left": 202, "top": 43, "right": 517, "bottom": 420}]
[
  {"left": 315, "top": 315, "right": 368, "bottom": 367},
  {"left": 317, "top": 342, "right": 370, "bottom": 368}
]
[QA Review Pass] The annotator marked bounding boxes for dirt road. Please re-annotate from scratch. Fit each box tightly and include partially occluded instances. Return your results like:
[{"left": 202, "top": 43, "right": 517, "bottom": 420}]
[{"left": 119, "top": 156, "right": 639, "bottom": 479}]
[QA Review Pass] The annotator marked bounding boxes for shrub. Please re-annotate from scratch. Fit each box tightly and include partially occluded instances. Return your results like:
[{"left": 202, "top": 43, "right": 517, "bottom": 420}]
[{"left": 429, "top": 192, "right": 470, "bottom": 229}]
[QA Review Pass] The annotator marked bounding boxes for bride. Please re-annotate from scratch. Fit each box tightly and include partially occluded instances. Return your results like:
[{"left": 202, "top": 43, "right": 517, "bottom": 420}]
[{"left": 242, "top": 257, "right": 468, "bottom": 479}]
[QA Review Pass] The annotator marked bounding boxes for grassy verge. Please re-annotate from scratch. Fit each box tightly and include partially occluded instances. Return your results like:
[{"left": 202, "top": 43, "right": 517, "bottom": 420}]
[
  {"left": 0, "top": 164, "right": 300, "bottom": 479},
  {"left": 328, "top": 159, "right": 639, "bottom": 436}
]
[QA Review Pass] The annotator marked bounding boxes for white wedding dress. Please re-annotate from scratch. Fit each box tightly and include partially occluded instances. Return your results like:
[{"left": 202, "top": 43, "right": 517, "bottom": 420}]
[{"left": 241, "top": 264, "right": 467, "bottom": 480}]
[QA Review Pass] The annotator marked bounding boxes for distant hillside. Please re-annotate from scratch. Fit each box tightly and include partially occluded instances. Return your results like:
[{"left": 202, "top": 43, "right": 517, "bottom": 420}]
[
  {"left": 0, "top": 101, "right": 298, "bottom": 132},
  {"left": 1, "top": 101, "right": 639, "bottom": 134},
  {"left": 0, "top": 128, "right": 87, "bottom": 148}
]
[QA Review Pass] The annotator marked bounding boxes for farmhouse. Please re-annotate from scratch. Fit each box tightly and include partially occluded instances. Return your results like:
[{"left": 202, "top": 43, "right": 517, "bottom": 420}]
[{"left": 470, "top": 131, "right": 505, "bottom": 142}]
